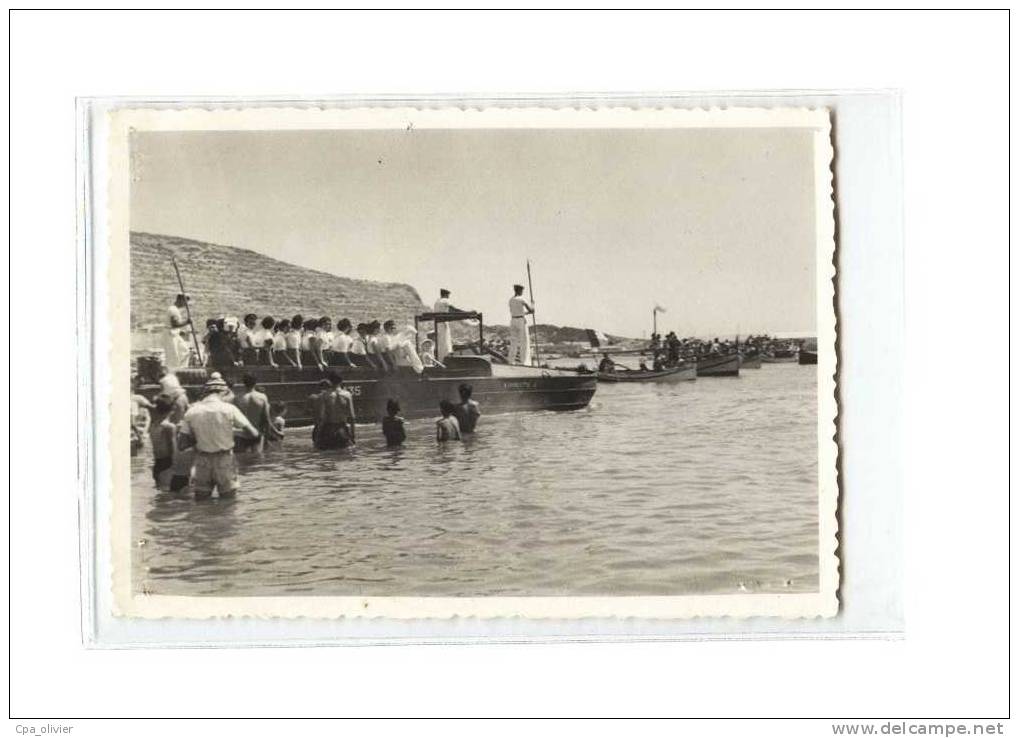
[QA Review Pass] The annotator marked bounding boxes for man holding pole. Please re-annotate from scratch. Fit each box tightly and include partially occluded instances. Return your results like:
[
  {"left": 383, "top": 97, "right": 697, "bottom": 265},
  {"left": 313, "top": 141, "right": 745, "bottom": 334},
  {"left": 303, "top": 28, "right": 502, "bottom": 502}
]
[
  {"left": 164, "top": 293, "right": 193, "bottom": 370},
  {"left": 508, "top": 283, "right": 535, "bottom": 366}
]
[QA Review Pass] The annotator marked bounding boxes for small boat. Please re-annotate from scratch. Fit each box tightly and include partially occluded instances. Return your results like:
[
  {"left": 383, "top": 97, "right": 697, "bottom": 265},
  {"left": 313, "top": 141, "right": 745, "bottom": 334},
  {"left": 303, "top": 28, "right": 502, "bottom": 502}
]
[
  {"left": 798, "top": 349, "right": 818, "bottom": 365},
  {"left": 761, "top": 348, "right": 799, "bottom": 364},
  {"left": 597, "top": 364, "right": 696, "bottom": 383},
  {"left": 740, "top": 352, "right": 762, "bottom": 369},
  {"left": 696, "top": 353, "right": 741, "bottom": 377}
]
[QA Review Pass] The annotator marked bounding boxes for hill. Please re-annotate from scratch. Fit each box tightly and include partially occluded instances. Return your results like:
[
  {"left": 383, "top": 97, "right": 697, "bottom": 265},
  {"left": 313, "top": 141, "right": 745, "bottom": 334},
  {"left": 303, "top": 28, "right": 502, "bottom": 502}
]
[
  {"left": 130, "top": 232, "right": 636, "bottom": 351},
  {"left": 130, "top": 232, "right": 428, "bottom": 329}
]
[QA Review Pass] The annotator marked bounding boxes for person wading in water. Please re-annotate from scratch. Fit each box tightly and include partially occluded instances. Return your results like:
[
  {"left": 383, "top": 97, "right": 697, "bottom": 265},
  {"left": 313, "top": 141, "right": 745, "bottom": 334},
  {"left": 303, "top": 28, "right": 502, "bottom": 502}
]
[
  {"left": 177, "top": 374, "right": 260, "bottom": 500},
  {"left": 233, "top": 373, "right": 282, "bottom": 452},
  {"left": 313, "top": 372, "right": 356, "bottom": 450}
]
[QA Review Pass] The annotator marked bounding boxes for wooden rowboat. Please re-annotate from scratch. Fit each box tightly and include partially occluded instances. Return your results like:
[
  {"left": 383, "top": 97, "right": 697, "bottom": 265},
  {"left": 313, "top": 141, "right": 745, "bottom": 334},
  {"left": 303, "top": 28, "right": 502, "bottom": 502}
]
[
  {"left": 597, "top": 364, "right": 696, "bottom": 383},
  {"left": 740, "top": 352, "right": 763, "bottom": 369},
  {"left": 761, "top": 350, "right": 798, "bottom": 364},
  {"left": 696, "top": 353, "right": 741, "bottom": 377}
]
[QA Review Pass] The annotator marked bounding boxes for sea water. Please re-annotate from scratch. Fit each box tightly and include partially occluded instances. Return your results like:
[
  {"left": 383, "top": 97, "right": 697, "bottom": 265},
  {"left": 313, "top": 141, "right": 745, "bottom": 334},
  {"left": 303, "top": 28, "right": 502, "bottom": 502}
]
[{"left": 131, "top": 363, "right": 819, "bottom": 597}]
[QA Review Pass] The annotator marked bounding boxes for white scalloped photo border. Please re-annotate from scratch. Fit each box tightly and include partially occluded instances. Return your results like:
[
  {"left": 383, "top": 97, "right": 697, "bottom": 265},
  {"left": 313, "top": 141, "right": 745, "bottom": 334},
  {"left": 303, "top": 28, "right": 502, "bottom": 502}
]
[{"left": 104, "top": 104, "right": 838, "bottom": 620}]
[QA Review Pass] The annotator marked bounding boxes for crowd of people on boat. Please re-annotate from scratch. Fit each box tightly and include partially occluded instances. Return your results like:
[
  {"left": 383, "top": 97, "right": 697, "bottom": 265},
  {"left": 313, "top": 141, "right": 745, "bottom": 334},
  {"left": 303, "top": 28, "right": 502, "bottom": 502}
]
[
  {"left": 162, "top": 285, "right": 536, "bottom": 373},
  {"left": 167, "top": 309, "right": 440, "bottom": 374},
  {"left": 131, "top": 367, "right": 482, "bottom": 499}
]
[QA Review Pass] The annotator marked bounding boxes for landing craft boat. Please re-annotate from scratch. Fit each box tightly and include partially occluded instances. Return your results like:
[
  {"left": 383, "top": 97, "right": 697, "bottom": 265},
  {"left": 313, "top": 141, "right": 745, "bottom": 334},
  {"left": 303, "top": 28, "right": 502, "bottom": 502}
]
[
  {"left": 597, "top": 363, "right": 696, "bottom": 383},
  {"left": 137, "top": 311, "right": 597, "bottom": 426},
  {"left": 696, "top": 353, "right": 741, "bottom": 377}
]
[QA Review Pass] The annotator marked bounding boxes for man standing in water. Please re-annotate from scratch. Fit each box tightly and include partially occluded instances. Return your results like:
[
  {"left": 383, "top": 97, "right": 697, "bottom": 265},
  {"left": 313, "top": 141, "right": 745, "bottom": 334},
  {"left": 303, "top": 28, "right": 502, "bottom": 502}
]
[
  {"left": 313, "top": 371, "right": 357, "bottom": 450},
  {"left": 453, "top": 383, "right": 481, "bottom": 434},
  {"left": 233, "top": 373, "right": 281, "bottom": 452},
  {"left": 178, "top": 374, "right": 260, "bottom": 500},
  {"left": 164, "top": 293, "right": 192, "bottom": 370},
  {"left": 508, "top": 284, "right": 535, "bottom": 366}
]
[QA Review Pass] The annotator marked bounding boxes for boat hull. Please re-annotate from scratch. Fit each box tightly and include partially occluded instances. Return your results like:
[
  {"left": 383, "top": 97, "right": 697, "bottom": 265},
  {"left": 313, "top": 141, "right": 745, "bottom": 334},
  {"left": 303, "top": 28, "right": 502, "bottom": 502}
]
[
  {"left": 740, "top": 353, "right": 762, "bottom": 369},
  {"left": 798, "top": 350, "right": 818, "bottom": 365},
  {"left": 761, "top": 353, "right": 798, "bottom": 364},
  {"left": 140, "top": 358, "right": 597, "bottom": 427},
  {"left": 696, "top": 354, "right": 741, "bottom": 377},
  {"left": 597, "top": 364, "right": 696, "bottom": 383}
]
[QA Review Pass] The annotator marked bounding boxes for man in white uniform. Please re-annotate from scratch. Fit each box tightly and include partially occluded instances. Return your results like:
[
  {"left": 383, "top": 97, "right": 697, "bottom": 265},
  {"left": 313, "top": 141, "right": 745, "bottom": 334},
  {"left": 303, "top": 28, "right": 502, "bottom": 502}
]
[
  {"left": 433, "top": 288, "right": 456, "bottom": 362},
  {"left": 164, "top": 293, "right": 192, "bottom": 370},
  {"left": 508, "top": 284, "right": 535, "bottom": 365}
]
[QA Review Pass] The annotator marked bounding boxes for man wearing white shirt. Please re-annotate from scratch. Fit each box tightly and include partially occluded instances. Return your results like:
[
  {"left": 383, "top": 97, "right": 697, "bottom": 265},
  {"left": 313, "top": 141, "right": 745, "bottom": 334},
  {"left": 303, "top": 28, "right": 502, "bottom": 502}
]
[
  {"left": 164, "top": 293, "right": 192, "bottom": 370},
  {"left": 433, "top": 288, "right": 456, "bottom": 361},
  {"left": 508, "top": 284, "right": 534, "bottom": 365},
  {"left": 178, "top": 374, "right": 259, "bottom": 500}
]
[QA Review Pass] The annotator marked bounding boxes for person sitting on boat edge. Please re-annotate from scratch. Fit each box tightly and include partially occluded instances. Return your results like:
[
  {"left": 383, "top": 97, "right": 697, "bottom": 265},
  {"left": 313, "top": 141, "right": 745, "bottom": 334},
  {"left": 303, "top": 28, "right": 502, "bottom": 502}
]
[
  {"left": 177, "top": 373, "right": 260, "bottom": 500},
  {"left": 330, "top": 318, "right": 354, "bottom": 366},
  {"left": 256, "top": 316, "right": 279, "bottom": 367},
  {"left": 381, "top": 320, "right": 400, "bottom": 369},
  {"left": 238, "top": 313, "right": 258, "bottom": 365},
  {"left": 365, "top": 321, "right": 390, "bottom": 373},
  {"left": 350, "top": 323, "right": 370, "bottom": 366},
  {"left": 315, "top": 317, "right": 335, "bottom": 367},
  {"left": 390, "top": 326, "right": 425, "bottom": 374},
  {"left": 313, "top": 371, "right": 356, "bottom": 450},
  {"left": 638, "top": 358, "right": 650, "bottom": 372},
  {"left": 382, "top": 399, "right": 407, "bottom": 447},
  {"left": 454, "top": 383, "right": 481, "bottom": 434},
  {"left": 436, "top": 399, "right": 462, "bottom": 442}
]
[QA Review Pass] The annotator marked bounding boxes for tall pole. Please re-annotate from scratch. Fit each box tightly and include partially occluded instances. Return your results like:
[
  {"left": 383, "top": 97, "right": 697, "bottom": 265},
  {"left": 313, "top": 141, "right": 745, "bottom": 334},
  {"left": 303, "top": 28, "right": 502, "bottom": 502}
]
[
  {"left": 653, "top": 308, "right": 657, "bottom": 339},
  {"left": 526, "top": 259, "right": 541, "bottom": 366},
  {"left": 170, "top": 255, "right": 204, "bottom": 366}
]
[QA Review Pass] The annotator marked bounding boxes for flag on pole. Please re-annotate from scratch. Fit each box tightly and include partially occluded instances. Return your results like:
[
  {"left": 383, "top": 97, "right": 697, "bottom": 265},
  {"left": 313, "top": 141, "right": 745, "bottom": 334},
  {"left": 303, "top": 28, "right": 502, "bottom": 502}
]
[{"left": 653, "top": 304, "right": 667, "bottom": 313}]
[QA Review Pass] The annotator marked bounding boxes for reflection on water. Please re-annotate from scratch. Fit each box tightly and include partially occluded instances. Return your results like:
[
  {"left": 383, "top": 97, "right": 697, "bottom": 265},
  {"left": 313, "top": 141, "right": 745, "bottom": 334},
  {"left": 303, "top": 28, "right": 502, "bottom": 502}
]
[{"left": 131, "top": 364, "right": 819, "bottom": 597}]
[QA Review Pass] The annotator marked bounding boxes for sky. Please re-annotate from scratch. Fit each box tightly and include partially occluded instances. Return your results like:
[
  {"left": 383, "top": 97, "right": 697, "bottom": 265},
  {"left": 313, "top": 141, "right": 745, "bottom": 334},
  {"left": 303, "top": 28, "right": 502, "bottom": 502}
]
[{"left": 131, "top": 127, "right": 818, "bottom": 338}]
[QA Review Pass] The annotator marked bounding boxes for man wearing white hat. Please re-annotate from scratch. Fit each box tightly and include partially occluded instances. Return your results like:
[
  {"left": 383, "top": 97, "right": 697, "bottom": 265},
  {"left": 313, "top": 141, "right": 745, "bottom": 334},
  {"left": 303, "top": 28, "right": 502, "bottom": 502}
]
[
  {"left": 508, "top": 284, "right": 534, "bottom": 366},
  {"left": 178, "top": 373, "right": 260, "bottom": 500}
]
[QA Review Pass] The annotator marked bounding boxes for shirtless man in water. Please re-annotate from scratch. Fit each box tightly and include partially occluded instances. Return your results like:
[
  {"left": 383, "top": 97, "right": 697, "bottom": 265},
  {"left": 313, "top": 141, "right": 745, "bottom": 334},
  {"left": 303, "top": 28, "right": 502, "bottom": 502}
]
[
  {"left": 313, "top": 372, "right": 357, "bottom": 450},
  {"left": 233, "top": 373, "right": 281, "bottom": 452}
]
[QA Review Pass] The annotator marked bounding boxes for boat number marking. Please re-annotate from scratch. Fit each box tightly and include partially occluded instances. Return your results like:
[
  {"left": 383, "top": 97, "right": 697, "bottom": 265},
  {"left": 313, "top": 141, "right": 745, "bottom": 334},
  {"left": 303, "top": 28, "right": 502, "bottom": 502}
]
[{"left": 502, "top": 381, "right": 537, "bottom": 390}]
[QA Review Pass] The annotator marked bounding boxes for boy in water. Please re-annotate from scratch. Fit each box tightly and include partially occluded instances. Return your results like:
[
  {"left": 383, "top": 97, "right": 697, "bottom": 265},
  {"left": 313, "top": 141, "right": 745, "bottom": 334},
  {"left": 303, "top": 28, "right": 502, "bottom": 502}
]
[
  {"left": 436, "top": 400, "right": 462, "bottom": 442},
  {"left": 453, "top": 383, "right": 481, "bottom": 434},
  {"left": 148, "top": 398, "right": 177, "bottom": 490},
  {"left": 382, "top": 399, "right": 407, "bottom": 447},
  {"left": 270, "top": 402, "right": 288, "bottom": 440}
]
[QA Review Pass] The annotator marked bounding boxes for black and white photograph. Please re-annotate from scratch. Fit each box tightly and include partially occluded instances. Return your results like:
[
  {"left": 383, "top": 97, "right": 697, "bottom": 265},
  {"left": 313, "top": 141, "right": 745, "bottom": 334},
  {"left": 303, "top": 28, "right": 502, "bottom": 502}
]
[{"left": 110, "top": 106, "right": 837, "bottom": 619}]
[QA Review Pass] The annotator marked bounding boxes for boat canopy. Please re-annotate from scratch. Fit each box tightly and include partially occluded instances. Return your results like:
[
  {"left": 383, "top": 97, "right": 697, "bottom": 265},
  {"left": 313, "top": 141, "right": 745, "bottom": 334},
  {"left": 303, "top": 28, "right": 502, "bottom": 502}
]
[{"left": 414, "top": 310, "right": 485, "bottom": 353}]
